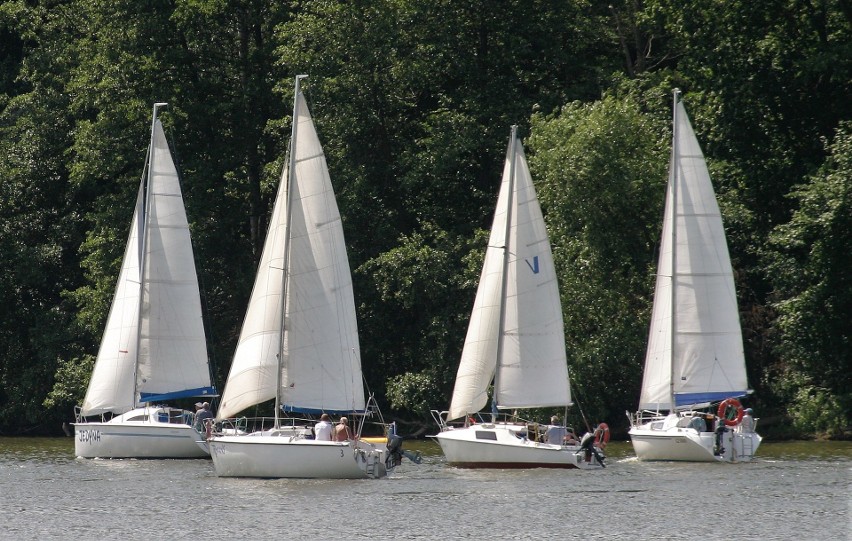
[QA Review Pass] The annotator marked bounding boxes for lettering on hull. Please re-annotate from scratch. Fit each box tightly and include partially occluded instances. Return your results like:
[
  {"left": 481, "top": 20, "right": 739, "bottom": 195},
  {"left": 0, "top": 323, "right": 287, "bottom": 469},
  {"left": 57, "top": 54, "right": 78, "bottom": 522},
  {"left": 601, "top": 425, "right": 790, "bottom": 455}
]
[{"left": 77, "top": 429, "right": 102, "bottom": 443}]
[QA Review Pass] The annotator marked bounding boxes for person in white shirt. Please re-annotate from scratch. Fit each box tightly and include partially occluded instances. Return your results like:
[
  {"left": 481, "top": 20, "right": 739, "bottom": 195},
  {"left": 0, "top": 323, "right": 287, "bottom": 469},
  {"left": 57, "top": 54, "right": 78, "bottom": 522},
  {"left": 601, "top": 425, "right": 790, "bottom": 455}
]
[
  {"left": 738, "top": 408, "right": 755, "bottom": 433},
  {"left": 545, "top": 415, "right": 569, "bottom": 445},
  {"left": 314, "top": 413, "right": 334, "bottom": 441}
]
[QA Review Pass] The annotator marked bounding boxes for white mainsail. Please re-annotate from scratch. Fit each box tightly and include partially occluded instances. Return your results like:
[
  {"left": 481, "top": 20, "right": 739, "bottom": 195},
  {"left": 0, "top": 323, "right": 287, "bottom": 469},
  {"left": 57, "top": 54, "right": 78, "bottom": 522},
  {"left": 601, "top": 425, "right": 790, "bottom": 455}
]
[
  {"left": 81, "top": 115, "right": 212, "bottom": 416},
  {"left": 639, "top": 95, "right": 748, "bottom": 411},
  {"left": 448, "top": 127, "right": 570, "bottom": 421},
  {"left": 217, "top": 85, "right": 363, "bottom": 420}
]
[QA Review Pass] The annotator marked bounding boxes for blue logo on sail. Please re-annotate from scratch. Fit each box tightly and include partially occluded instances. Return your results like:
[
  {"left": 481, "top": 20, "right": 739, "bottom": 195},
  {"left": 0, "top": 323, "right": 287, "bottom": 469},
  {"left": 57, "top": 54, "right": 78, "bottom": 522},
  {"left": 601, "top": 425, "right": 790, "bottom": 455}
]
[{"left": 525, "top": 255, "right": 540, "bottom": 274}]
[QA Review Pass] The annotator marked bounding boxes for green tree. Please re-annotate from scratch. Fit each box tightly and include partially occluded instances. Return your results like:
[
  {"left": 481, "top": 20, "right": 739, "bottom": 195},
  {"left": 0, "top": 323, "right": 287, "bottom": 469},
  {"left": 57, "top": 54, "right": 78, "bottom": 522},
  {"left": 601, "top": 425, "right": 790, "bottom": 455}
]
[
  {"left": 526, "top": 92, "right": 668, "bottom": 427},
  {"left": 360, "top": 224, "right": 486, "bottom": 414},
  {"left": 276, "top": 0, "right": 618, "bottom": 256},
  {"left": 766, "top": 121, "right": 852, "bottom": 437},
  {"left": 275, "top": 0, "right": 618, "bottom": 418},
  {"left": 0, "top": 0, "right": 848, "bottom": 437},
  {"left": 0, "top": 1, "right": 84, "bottom": 432},
  {"left": 54, "top": 0, "right": 291, "bottom": 405},
  {"left": 613, "top": 0, "right": 851, "bottom": 428}
]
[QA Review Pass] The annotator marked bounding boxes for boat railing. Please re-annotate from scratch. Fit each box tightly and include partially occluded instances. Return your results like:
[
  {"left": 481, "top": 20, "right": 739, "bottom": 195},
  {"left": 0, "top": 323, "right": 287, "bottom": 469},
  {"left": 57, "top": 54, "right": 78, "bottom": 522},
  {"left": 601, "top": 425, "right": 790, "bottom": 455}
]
[
  {"left": 429, "top": 410, "right": 450, "bottom": 430},
  {"left": 73, "top": 405, "right": 196, "bottom": 425},
  {"left": 209, "top": 413, "right": 393, "bottom": 442},
  {"left": 73, "top": 406, "right": 119, "bottom": 424},
  {"left": 430, "top": 410, "right": 486, "bottom": 430},
  {"left": 211, "top": 415, "right": 306, "bottom": 436},
  {"left": 627, "top": 409, "right": 669, "bottom": 428},
  {"left": 430, "top": 409, "right": 537, "bottom": 431}
]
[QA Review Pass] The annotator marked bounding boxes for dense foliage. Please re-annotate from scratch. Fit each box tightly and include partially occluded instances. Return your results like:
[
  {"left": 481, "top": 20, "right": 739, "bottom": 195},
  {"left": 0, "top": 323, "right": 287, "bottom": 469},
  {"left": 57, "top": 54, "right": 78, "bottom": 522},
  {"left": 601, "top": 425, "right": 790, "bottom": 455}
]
[{"left": 0, "top": 0, "right": 848, "bottom": 438}]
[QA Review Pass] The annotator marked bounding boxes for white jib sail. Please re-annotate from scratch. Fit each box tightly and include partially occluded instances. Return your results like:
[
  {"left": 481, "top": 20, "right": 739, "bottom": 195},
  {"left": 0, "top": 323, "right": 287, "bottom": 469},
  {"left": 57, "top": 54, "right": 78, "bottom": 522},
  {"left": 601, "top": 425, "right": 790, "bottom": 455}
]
[
  {"left": 639, "top": 97, "right": 747, "bottom": 411},
  {"left": 448, "top": 130, "right": 570, "bottom": 421},
  {"left": 81, "top": 184, "right": 144, "bottom": 416}
]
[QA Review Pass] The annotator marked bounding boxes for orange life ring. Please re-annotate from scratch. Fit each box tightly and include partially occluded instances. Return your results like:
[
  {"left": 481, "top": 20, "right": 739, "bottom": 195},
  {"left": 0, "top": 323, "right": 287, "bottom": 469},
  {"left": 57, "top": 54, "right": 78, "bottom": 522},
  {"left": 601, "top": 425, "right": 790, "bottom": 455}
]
[
  {"left": 593, "top": 423, "right": 610, "bottom": 448},
  {"left": 717, "top": 398, "right": 744, "bottom": 427}
]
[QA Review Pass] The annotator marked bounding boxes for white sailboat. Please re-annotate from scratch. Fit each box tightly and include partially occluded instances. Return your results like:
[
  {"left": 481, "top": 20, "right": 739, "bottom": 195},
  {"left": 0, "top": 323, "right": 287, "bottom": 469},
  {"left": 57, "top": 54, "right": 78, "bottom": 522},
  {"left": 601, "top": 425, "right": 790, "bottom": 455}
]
[
  {"left": 431, "top": 126, "right": 607, "bottom": 470},
  {"left": 73, "top": 103, "right": 216, "bottom": 459},
  {"left": 208, "top": 76, "right": 395, "bottom": 479},
  {"left": 627, "top": 90, "right": 761, "bottom": 462}
]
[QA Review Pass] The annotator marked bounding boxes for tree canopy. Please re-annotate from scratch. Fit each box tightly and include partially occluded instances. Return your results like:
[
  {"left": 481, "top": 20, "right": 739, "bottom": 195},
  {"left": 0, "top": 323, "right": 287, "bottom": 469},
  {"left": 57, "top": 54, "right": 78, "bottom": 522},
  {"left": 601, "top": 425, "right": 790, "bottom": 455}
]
[{"left": 0, "top": 0, "right": 849, "bottom": 438}]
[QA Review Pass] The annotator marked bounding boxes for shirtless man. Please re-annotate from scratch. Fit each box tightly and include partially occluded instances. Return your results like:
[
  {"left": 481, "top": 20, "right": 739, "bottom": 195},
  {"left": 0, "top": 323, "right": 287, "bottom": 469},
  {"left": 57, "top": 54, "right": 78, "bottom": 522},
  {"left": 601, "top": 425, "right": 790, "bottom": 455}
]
[{"left": 335, "top": 416, "right": 355, "bottom": 441}]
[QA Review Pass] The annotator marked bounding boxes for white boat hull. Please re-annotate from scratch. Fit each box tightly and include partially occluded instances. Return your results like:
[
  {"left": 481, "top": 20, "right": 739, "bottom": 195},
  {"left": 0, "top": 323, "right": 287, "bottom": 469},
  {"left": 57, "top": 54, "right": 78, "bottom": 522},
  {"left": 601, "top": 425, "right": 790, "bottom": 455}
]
[
  {"left": 434, "top": 424, "right": 604, "bottom": 470},
  {"left": 74, "top": 409, "right": 209, "bottom": 459},
  {"left": 629, "top": 426, "right": 762, "bottom": 462},
  {"left": 209, "top": 434, "right": 388, "bottom": 479}
]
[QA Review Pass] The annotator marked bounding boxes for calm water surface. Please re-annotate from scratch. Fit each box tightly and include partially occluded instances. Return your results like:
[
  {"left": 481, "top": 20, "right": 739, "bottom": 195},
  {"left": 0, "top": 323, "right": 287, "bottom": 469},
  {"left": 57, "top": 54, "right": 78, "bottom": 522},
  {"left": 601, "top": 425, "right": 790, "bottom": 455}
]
[{"left": 0, "top": 437, "right": 848, "bottom": 540}]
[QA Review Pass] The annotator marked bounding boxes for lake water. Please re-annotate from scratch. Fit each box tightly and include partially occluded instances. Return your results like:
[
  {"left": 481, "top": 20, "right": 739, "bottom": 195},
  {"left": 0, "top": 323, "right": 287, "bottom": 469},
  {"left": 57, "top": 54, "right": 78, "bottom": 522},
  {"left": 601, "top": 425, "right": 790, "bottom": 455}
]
[{"left": 1, "top": 437, "right": 848, "bottom": 540}]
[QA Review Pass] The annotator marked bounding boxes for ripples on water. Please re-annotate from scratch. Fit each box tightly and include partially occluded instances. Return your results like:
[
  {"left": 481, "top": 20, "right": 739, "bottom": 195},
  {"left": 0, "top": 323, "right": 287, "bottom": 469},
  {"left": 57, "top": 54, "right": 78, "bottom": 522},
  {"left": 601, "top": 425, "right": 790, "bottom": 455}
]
[{"left": 0, "top": 438, "right": 848, "bottom": 540}]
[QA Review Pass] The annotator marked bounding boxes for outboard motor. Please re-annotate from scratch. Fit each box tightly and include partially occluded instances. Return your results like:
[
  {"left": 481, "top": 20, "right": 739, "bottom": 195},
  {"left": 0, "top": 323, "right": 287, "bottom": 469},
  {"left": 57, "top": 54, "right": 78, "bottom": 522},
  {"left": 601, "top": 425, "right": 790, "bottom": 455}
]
[
  {"left": 579, "top": 431, "right": 606, "bottom": 467},
  {"left": 386, "top": 433, "right": 404, "bottom": 468},
  {"left": 383, "top": 423, "right": 423, "bottom": 469},
  {"left": 714, "top": 421, "right": 727, "bottom": 456}
]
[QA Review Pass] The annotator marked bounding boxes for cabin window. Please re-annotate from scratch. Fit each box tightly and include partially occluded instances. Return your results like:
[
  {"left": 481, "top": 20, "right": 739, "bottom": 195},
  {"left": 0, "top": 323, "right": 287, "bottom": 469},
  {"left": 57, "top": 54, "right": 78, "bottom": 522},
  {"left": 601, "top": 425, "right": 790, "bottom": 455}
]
[
  {"left": 676, "top": 417, "right": 693, "bottom": 428},
  {"left": 127, "top": 415, "right": 148, "bottom": 422},
  {"left": 475, "top": 431, "right": 498, "bottom": 441}
]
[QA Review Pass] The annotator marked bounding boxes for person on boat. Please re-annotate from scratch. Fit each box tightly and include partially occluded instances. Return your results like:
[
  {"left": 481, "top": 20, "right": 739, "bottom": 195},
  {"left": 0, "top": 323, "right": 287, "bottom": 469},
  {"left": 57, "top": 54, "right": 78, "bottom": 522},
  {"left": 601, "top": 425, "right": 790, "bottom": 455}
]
[
  {"left": 738, "top": 408, "right": 755, "bottom": 433},
  {"left": 545, "top": 416, "right": 569, "bottom": 445},
  {"left": 565, "top": 428, "right": 578, "bottom": 444},
  {"left": 335, "top": 416, "right": 354, "bottom": 441},
  {"left": 714, "top": 418, "right": 727, "bottom": 455},
  {"left": 688, "top": 415, "right": 707, "bottom": 432},
  {"left": 190, "top": 402, "right": 202, "bottom": 425},
  {"left": 315, "top": 413, "right": 334, "bottom": 441},
  {"left": 194, "top": 402, "right": 213, "bottom": 432}
]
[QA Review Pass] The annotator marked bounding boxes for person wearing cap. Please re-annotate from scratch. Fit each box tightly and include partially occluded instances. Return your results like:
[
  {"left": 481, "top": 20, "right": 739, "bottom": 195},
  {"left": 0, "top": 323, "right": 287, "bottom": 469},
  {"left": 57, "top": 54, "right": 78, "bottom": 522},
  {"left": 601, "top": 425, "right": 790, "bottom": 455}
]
[
  {"left": 738, "top": 407, "right": 755, "bottom": 433},
  {"left": 191, "top": 402, "right": 203, "bottom": 428},
  {"left": 335, "top": 417, "right": 354, "bottom": 441},
  {"left": 314, "top": 413, "right": 334, "bottom": 441},
  {"left": 194, "top": 401, "right": 213, "bottom": 432}
]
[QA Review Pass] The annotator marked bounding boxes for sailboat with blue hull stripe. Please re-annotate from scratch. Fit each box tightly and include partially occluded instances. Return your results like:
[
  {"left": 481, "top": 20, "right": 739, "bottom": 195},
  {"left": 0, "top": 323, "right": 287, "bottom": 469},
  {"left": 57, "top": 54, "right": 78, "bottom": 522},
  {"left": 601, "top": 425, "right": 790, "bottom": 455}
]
[{"left": 627, "top": 90, "right": 761, "bottom": 462}]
